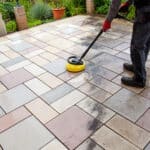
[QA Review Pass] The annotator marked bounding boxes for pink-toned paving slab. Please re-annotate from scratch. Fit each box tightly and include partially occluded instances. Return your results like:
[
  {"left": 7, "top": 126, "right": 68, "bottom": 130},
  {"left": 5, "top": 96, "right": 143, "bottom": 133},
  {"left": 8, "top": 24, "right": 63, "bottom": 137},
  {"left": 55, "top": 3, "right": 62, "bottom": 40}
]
[
  {"left": 0, "top": 107, "right": 31, "bottom": 133},
  {"left": 0, "top": 68, "right": 33, "bottom": 89},
  {"left": 46, "top": 106, "right": 101, "bottom": 150},
  {"left": 137, "top": 109, "right": 150, "bottom": 132}
]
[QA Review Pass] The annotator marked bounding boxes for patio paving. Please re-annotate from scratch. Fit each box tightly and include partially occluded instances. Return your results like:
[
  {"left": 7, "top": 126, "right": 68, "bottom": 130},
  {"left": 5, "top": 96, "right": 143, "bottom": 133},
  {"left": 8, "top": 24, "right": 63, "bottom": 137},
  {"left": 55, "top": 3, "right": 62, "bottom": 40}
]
[{"left": 0, "top": 15, "right": 150, "bottom": 150}]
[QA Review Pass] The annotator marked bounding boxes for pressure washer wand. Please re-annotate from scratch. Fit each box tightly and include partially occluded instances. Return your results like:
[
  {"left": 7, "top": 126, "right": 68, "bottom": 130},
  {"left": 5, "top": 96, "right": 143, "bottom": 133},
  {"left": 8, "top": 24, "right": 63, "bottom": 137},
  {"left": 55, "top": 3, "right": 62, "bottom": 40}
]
[{"left": 79, "top": 29, "right": 103, "bottom": 61}]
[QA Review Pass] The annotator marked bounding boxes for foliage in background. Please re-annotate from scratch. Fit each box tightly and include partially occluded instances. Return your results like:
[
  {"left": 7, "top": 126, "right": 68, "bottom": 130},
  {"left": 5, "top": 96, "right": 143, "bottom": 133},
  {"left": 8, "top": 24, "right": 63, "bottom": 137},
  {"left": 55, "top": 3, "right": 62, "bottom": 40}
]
[
  {"left": 19, "top": 0, "right": 33, "bottom": 12},
  {"left": 49, "top": 0, "right": 85, "bottom": 17},
  {"left": 126, "top": 5, "right": 135, "bottom": 20},
  {"left": 28, "top": 19, "right": 42, "bottom": 28},
  {"left": 0, "top": 2, "right": 15, "bottom": 21},
  {"left": 6, "top": 20, "right": 17, "bottom": 33},
  {"left": 1, "top": 0, "right": 135, "bottom": 34},
  {"left": 94, "top": 0, "right": 135, "bottom": 20},
  {"left": 30, "top": 2, "right": 52, "bottom": 20},
  {"left": 94, "top": 0, "right": 110, "bottom": 14}
]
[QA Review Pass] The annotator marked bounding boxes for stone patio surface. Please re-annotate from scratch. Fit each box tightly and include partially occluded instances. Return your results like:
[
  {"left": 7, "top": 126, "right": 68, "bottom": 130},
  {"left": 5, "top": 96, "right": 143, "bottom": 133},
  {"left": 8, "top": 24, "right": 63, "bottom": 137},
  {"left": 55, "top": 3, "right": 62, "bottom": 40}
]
[{"left": 0, "top": 15, "right": 150, "bottom": 150}]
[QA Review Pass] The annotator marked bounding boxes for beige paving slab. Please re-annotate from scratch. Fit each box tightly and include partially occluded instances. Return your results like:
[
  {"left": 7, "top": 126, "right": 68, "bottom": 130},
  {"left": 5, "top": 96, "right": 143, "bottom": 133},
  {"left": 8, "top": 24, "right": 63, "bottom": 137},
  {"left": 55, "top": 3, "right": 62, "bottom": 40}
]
[
  {"left": 30, "top": 56, "right": 49, "bottom": 66},
  {"left": 77, "top": 97, "right": 115, "bottom": 123},
  {"left": 58, "top": 71, "right": 81, "bottom": 82},
  {"left": 25, "top": 49, "right": 45, "bottom": 58},
  {"left": 91, "top": 126, "right": 139, "bottom": 150},
  {"left": 107, "top": 115, "right": 150, "bottom": 149},
  {"left": 47, "top": 37, "right": 75, "bottom": 49},
  {"left": 26, "top": 98, "right": 58, "bottom": 124},
  {"left": 0, "top": 83, "right": 7, "bottom": 93},
  {"left": 7, "top": 60, "right": 31, "bottom": 72},
  {"left": 40, "top": 52, "right": 58, "bottom": 61},
  {"left": 68, "top": 73, "right": 92, "bottom": 88},
  {"left": 51, "top": 90, "right": 86, "bottom": 113},
  {"left": 41, "top": 139, "right": 67, "bottom": 150},
  {"left": 25, "top": 78, "right": 51, "bottom": 96},
  {"left": 43, "top": 46, "right": 62, "bottom": 54},
  {"left": 38, "top": 72, "right": 63, "bottom": 88},
  {"left": 0, "top": 107, "right": 31, "bottom": 133},
  {"left": 0, "top": 54, "right": 9, "bottom": 64},
  {"left": 0, "top": 66, "right": 8, "bottom": 77},
  {"left": 0, "top": 45, "right": 11, "bottom": 52},
  {"left": 3, "top": 50, "right": 20, "bottom": 59},
  {"left": 24, "top": 63, "right": 46, "bottom": 76}
]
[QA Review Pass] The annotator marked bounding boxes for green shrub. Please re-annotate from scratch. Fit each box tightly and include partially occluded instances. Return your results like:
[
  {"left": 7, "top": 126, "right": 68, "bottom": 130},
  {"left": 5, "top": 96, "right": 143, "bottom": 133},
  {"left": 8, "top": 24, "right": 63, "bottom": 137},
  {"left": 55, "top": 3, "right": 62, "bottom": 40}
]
[
  {"left": 0, "top": 2, "right": 16, "bottom": 21},
  {"left": 61, "top": 0, "right": 85, "bottom": 16},
  {"left": 6, "top": 20, "right": 17, "bottom": 33},
  {"left": 28, "top": 19, "right": 42, "bottom": 28},
  {"left": 94, "top": 0, "right": 110, "bottom": 14},
  {"left": 126, "top": 5, "right": 135, "bottom": 20},
  {"left": 30, "top": 2, "right": 52, "bottom": 20},
  {"left": 19, "top": 0, "right": 33, "bottom": 12}
]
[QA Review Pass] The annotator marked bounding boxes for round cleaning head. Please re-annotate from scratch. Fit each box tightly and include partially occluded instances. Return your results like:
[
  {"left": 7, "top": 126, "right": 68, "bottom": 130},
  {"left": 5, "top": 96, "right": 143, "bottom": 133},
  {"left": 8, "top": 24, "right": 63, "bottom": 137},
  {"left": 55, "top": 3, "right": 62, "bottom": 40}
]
[{"left": 66, "top": 56, "right": 85, "bottom": 72}]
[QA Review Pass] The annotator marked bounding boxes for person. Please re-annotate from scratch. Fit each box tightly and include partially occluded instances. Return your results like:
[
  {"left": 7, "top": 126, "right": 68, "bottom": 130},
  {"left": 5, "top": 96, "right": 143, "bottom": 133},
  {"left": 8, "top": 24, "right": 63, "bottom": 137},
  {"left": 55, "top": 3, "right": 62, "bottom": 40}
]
[{"left": 102, "top": 0, "right": 150, "bottom": 88}]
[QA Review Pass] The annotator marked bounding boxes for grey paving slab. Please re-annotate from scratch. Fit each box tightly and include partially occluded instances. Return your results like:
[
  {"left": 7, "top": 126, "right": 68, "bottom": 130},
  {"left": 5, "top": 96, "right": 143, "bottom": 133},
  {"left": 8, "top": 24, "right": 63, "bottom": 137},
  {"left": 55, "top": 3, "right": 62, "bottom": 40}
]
[
  {"left": 90, "top": 76, "right": 121, "bottom": 94},
  {"left": 0, "top": 84, "right": 37, "bottom": 113},
  {"left": 92, "top": 45, "right": 119, "bottom": 55},
  {"left": 0, "top": 68, "right": 34, "bottom": 89},
  {"left": 0, "top": 107, "right": 5, "bottom": 117},
  {"left": 100, "top": 38, "right": 124, "bottom": 48},
  {"left": 0, "top": 116, "right": 54, "bottom": 150},
  {"left": 41, "top": 83, "right": 74, "bottom": 104},
  {"left": 8, "top": 40, "right": 33, "bottom": 51},
  {"left": 91, "top": 53, "right": 126, "bottom": 74},
  {"left": 79, "top": 83, "right": 111, "bottom": 103},
  {"left": 113, "top": 42, "right": 130, "bottom": 51},
  {"left": 43, "top": 59, "right": 66, "bottom": 75},
  {"left": 1, "top": 56, "right": 26, "bottom": 68},
  {"left": 76, "top": 139, "right": 104, "bottom": 150},
  {"left": 116, "top": 52, "right": 130, "bottom": 61},
  {"left": 86, "top": 63, "right": 117, "bottom": 80},
  {"left": 104, "top": 89, "right": 150, "bottom": 122},
  {"left": 144, "top": 143, "right": 150, "bottom": 150}
]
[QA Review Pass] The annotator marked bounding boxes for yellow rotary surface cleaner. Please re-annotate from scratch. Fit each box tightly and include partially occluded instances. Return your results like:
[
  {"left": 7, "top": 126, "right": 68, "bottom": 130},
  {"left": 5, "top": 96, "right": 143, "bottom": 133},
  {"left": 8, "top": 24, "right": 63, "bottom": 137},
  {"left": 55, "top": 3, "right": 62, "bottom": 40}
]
[{"left": 66, "top": 29, "right": 103, "bottom": 72}]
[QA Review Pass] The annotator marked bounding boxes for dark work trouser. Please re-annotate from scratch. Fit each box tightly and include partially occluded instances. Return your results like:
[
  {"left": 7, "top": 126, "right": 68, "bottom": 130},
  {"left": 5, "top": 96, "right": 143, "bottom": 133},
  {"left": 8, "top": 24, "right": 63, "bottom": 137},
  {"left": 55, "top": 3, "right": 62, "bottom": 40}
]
[{"left": 130, "top": 13, "right": 150, "bottom": 82}]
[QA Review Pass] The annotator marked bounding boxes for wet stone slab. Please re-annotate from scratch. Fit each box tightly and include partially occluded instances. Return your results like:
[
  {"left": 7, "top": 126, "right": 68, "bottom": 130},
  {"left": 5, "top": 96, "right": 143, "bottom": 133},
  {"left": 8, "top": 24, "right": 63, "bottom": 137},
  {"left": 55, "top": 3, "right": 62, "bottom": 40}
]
[
  {"left": 137, "top": 108, "right": 150, "bottom": 132},
  {"left": 76, "top": 139, "right": 104, "bottom": 150},
  {"left": 86, "top": 63, "right": 117, "bottom": 80},
  {"left": 104, "top": 89, "right": 150, "bottom": 122},
  {"left": 91, "top": 53, "right": 126, "bottom": 74},
  {"left": 77, "top": 97, "right": 115, "bottom": 123},
  {"left": 79, "top": 83, "right": 111, "bottom": 103},
  {"left": 46, "top": 106, "right": 102, "bottom": 150}
]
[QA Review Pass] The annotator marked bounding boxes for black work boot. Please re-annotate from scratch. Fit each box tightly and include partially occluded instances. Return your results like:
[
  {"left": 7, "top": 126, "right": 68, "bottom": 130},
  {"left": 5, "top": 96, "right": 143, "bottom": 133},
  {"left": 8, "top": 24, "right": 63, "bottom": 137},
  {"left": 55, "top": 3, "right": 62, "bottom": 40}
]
[
  {"left": 123, "top": 63, "right": 134, "bottom": 72},
  {"left": 121, "top": 76, "right": 145, "bottom": 88}
]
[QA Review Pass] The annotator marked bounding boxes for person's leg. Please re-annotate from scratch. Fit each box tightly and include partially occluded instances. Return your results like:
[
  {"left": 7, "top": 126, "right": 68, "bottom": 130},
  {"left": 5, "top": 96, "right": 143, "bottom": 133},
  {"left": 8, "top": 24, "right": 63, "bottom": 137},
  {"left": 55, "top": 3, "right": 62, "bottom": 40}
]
[
  {"left": 122, "top": 21, "right": 150, "bottom": 87},
  {"left": 124, "top": 27, "right": 150, "bottom": 72},
  {"left": 144, "top": 37, "right": 150, "bottom": 61}
]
